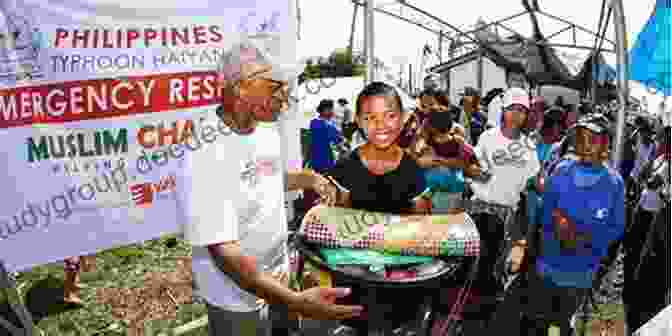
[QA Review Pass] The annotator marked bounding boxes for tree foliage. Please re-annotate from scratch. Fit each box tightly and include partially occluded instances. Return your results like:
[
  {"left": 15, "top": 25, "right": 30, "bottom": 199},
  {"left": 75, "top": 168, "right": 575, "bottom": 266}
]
[{"left": 299, "top": 48, "right": 368, "bottom": 84}]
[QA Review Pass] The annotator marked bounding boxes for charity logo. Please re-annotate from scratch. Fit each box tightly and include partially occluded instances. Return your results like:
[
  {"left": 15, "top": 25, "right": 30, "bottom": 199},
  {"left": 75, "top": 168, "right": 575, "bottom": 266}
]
[
  {"left": 136, "top": 119, "right": 195, "bottom": 150},
  {"left": 27, "top": 128, "right": 129, "bottom": 163},
  {"left": 129, "top": 174, "right": 176, "bottom": 207},
  {"left": 130, "top": 183, "right": 154, "bottom": 207},
  {"left": 0, "top": 12, "right": 44, "bottom": 84},
  {"left": 240, "top": 158, "right": 279, "bottom": 187}
]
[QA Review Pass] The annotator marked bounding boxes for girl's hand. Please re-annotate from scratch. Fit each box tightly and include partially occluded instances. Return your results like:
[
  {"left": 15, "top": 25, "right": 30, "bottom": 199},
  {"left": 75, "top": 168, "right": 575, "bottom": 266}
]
[
  {"left": 508, "top": 243, "right": 526, "bottom": 273},
  {"left": 310, "top": 172, "right": 339, "bottom": 206},
  {"left": 310, "top": 173, "right": 350, "bottom": 207}
]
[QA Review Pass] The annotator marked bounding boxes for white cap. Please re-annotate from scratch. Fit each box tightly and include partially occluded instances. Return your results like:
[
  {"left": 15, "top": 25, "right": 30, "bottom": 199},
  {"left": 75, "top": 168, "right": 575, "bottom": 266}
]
[{"left": 501, "top": 87, "right": 531, "bottom": 110}]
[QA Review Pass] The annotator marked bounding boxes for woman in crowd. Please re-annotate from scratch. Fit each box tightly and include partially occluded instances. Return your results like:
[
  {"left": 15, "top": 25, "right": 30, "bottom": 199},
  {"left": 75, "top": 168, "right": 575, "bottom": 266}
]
[
  {"left": 409, "top": 101, "right": 480, "bottom": 214},
  {"left": 322, "top": 81, "right": 429, "bottom": 214},
  {"left": 469, "top": 87, "right": 541, "bottom": 328}
]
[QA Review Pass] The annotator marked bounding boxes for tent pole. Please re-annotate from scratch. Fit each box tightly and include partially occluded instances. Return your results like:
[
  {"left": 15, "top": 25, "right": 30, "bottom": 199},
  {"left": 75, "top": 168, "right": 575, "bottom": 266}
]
[
  {"left": 611, "top": 0, "right": 628, "bottom": 168},
  {"left": 364, "top": 0, "right": 376, "bottom": 84}
]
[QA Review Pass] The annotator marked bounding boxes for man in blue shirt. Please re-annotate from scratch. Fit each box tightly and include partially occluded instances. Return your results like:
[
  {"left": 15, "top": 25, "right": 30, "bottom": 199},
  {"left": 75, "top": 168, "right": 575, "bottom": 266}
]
[
  {"left": 532, "top": 114, "right": 625, "bottom": 336},
  {"left": 309, "top": 99, "right": 342, "bottom": 173},
  {"left": 488, "top": 114, "right": 626, "bottom": 336}
]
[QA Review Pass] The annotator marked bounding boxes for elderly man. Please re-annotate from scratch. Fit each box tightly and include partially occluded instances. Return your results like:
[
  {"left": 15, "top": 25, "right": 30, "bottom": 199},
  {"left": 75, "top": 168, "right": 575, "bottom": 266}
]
[{"left": 177, "top": 40, "right": 362, "bottom": 335}]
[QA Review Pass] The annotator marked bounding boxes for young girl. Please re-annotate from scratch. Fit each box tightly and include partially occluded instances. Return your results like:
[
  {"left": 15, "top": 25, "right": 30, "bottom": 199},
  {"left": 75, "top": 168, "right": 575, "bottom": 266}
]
[
  {"left": 410, "top": 103, "right": 481, "bottom": 214},
  {"left": 323, "top": 82, "right": 429, "bottom": 214}
]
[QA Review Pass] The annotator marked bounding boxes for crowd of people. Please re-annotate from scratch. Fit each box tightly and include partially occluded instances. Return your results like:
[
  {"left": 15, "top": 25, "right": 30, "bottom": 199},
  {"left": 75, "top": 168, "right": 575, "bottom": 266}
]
[
  {"left": 58, "top": 40, "right": 669, "bottom": 336},
  {"left": 299, "top": 75, "right": 669, "bottom": 335}
]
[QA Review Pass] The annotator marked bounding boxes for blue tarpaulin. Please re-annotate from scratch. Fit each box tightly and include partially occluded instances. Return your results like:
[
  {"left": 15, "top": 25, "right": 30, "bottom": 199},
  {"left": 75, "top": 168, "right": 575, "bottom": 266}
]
[{"left": 630, "top": 0, "right": 671, "bottom": 96}]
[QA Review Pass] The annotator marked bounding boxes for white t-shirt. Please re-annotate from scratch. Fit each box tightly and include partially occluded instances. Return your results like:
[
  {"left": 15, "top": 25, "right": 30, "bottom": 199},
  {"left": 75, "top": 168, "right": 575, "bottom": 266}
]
[
  {"left": 472, "top": 128, "right": 541, "bottom": 207},
  {"left": 487, "top": 97, "right": 503, "bottom": 129},
  {"left": 177, "top": 119, "right": 287, "bottom": 312}
]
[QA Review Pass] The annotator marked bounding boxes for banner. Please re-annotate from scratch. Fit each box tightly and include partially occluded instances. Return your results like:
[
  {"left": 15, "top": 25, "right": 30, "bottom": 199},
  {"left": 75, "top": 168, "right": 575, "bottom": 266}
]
[
  {"left": 634, "top": 305, "right": 671, "bottom": 336},
  {"left": 0, "top": 0, "right": 298, "bottom": 272},
  {"left": 630, "top": 0, "right": 671, "bottom": 96}
]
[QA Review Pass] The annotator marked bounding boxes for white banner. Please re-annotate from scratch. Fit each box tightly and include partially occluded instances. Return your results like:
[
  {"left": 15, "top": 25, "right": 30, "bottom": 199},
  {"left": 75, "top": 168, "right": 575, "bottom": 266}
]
[
  {"left": 634, "top": 305, "right": 672, "bottom": 336},
  {"left": 0, "top": 0, "right": 298, "bottom": 272}
]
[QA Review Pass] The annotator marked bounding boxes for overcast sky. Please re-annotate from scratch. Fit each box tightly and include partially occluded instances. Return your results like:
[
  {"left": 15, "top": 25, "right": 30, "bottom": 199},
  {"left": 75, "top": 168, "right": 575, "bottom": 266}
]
[{"left": 297, "top": 0, "right": 667, "bottom": 109}]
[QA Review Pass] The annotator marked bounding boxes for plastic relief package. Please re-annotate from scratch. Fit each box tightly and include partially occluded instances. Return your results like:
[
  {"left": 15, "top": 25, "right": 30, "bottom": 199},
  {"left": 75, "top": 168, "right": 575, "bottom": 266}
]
[{"left": 299, "top": 205, "right": 480, "bottom": 257}]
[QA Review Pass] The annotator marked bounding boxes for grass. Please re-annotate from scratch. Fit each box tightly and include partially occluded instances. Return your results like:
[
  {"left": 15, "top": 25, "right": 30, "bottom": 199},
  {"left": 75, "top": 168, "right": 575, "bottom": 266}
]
[
  {"left": 1, "top": 234, "right": 208, "bottom": 336},
  {"left": 0, "top": 233, "right": 626, "bottom": 336}
]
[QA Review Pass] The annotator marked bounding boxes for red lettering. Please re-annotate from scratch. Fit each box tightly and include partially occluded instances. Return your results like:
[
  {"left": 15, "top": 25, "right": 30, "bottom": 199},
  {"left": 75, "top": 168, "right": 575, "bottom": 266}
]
[
  {"left": 92, "top": 30, "right": 99, "bottom": 48},
  {"left": 158, "top": 122, "right": 179, "bottom": 146},
  {"left": 209, "top": 25, "right": 223, "bottom": 43},
  {"left": 102, "top": 29, "right": 114, "bottom": 48},
  {"left": 116, "top": 30, "right": 123, "bottom": 48},
  {"left": 137, "top": 126, "right": 156, "bottom": 148},
  {"left": 152, "top": 174, "right": 177, "bottom": 193},
  {"left": 193, "top": 26, "right": 207, "bottom": 44},
  {"left": 54, "top": 29, "right": 69, "bottom": 48},
  {"left": 161, "top": 28, "right": 168, "bottom": 47},
  {"left": 72, "top": 30, "right": 89, "bottom": 48},
  {"left": 171, "top": 28, "right": 190, "bottom": 46},
  {"left": 178, "top": 119, "right": 194, "bottom": 143},
  {"left": 126, "top": 29, "right": 140, "bottom": 48},
  {"left": 144, "top": 29, "right": 158, "bottom": 47}
]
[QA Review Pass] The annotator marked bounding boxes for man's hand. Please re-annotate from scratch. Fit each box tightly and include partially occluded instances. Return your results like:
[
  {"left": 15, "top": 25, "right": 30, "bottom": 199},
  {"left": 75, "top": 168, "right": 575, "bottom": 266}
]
[
  {"left": 508, "top": 244, "right": 526, "bottom": 273},
  {"left": 289, "top": 287, "right": 363, "bottom": 320},
  {"left": 436, "top": 157, "right": 467, "bottom": 170},
  {"left": 417, "top": 155, "right": 440, "bottom": 168},
  {"left": 310, "top": 173, "right": 350, "bottom": 207},
  {"left": 208, "top": 243, "right": 363, "bottom": 321}
]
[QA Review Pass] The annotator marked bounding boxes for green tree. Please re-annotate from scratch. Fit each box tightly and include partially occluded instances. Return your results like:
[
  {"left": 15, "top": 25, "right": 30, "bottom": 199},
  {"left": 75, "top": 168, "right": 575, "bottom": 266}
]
[{"left": 299, "top": 48, "right": 367, "bottom": 84}]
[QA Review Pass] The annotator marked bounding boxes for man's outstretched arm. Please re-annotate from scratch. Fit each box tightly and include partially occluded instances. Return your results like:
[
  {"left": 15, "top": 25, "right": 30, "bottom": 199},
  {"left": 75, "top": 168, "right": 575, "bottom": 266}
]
[{"left": 207, "top": 242, "right": 363, "bottom": 320}]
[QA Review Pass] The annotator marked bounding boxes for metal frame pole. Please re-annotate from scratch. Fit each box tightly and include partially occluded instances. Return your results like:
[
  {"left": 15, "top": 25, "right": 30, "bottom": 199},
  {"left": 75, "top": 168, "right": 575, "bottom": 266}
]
[
  {"left": 611, "top": 0, "right": 629, "bottom": 167},
  {"left": 365, "top": 0, "right": 375, "bottom": 84},
  {"left": 611, "top": 1, "right": 629, "bottom": 334}
]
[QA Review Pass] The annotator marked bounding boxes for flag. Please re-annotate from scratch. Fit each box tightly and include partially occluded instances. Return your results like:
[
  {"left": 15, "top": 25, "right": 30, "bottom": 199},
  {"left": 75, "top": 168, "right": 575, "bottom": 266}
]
[{"left": 630, "top": 0, "right": 672, "bottom": 96}]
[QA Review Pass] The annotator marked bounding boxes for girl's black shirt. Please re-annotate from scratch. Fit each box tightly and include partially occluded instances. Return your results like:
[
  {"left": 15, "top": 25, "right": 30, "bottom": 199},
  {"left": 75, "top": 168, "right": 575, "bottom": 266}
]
[{"left": 327, "top": 149, "right": 426, "bottom": 214}]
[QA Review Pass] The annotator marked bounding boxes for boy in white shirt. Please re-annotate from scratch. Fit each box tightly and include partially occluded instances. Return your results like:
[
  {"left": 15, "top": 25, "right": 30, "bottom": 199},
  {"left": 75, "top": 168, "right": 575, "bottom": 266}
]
[{"left": 177, "top": 40, "right": 362, "bottom": 336}]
